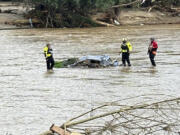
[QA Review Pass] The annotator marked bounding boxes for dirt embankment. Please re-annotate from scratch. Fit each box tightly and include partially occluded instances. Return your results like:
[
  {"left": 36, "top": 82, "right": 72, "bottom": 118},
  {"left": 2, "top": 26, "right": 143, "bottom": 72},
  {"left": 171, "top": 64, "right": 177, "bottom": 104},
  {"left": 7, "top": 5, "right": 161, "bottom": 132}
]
[
  {"left": 0, "top": 2, "right": 180, "bottom": 29},
  {"left": 0, "top": 2, "right": 26, "bottom": 28},
  {"left": 117, "top": 10, "right": 180, "bottom": 25},
  {"left": 92, "top": 9, "right": 180, "bottom": 26}
]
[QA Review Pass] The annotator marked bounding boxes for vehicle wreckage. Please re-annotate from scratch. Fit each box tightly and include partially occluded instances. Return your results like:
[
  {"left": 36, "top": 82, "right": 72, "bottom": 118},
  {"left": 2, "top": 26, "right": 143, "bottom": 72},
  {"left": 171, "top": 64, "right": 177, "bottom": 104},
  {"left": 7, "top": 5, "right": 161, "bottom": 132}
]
[{"left": 54, "top": 55, "right": 119, "bottom": 68}]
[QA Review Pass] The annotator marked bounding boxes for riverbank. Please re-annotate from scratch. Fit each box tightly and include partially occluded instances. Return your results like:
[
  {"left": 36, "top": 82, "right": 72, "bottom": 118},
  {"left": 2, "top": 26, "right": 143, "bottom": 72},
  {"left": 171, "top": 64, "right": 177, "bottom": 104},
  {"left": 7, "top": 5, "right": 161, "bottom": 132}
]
[
  {"left": 0, "top": 2, "right": 180, "bottom": 29},
  {"left": 0, "top": 2, "right": 26, "bottom": 28},
  {"left": 117, "top": 9, "right": 180, "bottom": 25}
]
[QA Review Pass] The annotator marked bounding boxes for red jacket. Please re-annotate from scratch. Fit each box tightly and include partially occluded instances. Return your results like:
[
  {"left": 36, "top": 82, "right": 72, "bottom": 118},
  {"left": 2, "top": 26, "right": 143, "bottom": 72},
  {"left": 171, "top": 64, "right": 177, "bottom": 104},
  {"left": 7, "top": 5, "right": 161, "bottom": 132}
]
[{"left": 152, "top": 41, "right": 158, "bottom": 49}]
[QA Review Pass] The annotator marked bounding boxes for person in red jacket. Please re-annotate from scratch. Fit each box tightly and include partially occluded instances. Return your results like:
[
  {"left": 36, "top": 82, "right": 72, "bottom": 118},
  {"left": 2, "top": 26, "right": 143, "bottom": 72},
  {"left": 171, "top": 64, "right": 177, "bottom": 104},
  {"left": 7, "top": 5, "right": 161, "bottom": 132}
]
[{"left": 148, "top": 38, "right": 158, "bottom": 66}]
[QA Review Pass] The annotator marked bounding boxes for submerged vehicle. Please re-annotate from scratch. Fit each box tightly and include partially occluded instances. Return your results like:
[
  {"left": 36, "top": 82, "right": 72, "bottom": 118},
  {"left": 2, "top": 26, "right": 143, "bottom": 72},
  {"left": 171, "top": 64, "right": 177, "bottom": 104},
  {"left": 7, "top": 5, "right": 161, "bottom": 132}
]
[{"left": 54, "top": 55, "right": 119, "bottom": 68}]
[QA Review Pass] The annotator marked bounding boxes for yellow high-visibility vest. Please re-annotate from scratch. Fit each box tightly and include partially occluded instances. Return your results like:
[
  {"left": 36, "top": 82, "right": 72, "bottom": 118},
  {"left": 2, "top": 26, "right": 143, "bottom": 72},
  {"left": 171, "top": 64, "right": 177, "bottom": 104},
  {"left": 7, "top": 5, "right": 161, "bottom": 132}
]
[
  {"left": 43, "top": 46, "right": 52, "bottom": 58},
  {"left": 120, "top": 43, "right": 129, "bottom": 53},
  {"left": 121, "top": 49, "right": 128, "bottom": 53}
]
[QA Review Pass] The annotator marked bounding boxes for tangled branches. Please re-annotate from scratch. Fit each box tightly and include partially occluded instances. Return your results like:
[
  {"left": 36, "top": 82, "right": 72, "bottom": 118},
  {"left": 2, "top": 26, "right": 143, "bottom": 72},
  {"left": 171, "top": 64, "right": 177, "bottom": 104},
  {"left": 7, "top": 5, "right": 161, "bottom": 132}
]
[{"left": 61, "top": 95, "right": 180, "bottom": 135}]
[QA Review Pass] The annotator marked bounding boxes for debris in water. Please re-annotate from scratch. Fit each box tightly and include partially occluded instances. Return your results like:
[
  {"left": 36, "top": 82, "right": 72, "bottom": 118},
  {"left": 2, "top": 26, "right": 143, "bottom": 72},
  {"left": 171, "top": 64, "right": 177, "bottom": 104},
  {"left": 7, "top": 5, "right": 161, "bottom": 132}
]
[{"left": 41, "top": 95, "right": 180, "bottom": 135}]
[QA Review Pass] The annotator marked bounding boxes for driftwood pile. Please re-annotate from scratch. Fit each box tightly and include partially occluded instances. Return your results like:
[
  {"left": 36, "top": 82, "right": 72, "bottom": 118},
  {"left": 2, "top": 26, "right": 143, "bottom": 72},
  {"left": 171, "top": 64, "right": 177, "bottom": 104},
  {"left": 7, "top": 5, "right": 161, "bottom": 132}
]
[{"left": 41, "top": 94, "right": 180, "bottom": 135}]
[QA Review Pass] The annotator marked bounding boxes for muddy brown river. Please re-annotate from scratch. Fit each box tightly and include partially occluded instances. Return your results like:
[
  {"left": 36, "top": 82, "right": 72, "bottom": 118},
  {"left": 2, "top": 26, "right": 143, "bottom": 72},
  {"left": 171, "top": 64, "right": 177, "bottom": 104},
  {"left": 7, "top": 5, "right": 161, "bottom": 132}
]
[{"left": 0, "top": 24, "right": 180, "bottom": 135}]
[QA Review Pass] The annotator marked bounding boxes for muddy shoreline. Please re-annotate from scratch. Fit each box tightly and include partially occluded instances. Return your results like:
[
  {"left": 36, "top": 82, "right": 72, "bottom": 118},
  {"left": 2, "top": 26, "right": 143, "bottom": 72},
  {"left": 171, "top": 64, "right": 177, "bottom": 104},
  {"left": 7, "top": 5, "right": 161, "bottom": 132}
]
[{"left": 0, "top": 2, "right": 180, "bottom": 29}]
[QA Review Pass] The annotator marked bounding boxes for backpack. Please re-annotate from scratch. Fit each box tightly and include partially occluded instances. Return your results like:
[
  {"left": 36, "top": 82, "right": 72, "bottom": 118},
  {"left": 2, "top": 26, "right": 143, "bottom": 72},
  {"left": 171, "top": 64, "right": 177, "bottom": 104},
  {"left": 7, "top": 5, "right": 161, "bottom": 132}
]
[{"left": 127, "top": 42, "right": 132, "bottom": 52}]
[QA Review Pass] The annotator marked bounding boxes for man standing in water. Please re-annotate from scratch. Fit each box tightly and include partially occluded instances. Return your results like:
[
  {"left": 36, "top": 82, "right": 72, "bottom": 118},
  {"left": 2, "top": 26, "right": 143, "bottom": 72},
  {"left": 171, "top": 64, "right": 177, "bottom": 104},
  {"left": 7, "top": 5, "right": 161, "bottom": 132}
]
[
  {"left": 148, "top": 38, "right": 158, "bottom": 66},
  {"left": 120, "top": 38, "right": 132, "bottom": 67},
  {"left": 44, "top": 43, "right": 54, "bottom": 71}
]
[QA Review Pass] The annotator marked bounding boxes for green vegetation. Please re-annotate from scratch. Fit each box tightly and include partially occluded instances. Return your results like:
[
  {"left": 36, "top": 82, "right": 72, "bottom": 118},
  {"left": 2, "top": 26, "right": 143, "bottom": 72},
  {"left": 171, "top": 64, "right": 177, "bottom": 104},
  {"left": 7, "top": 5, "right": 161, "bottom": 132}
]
[
  {"left": 158, "top": 0, "right": 180, "bottom": 6},
  {"left": 23, "top": 0, "right": 138, "bottom": 28},
  {"left": 10, "top": 0, "right": 180, "bottom": 28},
  {"left": 54, "top": 58, "right": 78, "bottom": 68},
  {"left": 24, "top": 0, "right": 116, "bottom": 27}
]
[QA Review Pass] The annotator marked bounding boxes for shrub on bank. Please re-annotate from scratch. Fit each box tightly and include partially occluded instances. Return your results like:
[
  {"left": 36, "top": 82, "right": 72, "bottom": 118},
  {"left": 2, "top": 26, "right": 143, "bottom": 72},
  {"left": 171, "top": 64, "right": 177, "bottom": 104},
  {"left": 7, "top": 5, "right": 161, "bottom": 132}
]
[{"left": 15, "top": 0, "right": 180, "bottom": 28}]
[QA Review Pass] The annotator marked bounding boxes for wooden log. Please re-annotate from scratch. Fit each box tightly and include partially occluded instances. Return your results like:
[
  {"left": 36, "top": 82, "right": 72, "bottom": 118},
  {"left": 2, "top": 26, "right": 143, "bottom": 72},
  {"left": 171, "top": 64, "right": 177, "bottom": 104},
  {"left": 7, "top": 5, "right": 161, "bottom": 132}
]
[
  {"left": 92, "top": 20, "right": 115, "bottom": 27},
  {"left": 39, "top": 131, "right": 54, "bottom": 135},
  {"left": 148, "top": 5, "right": 157, "bottom": 12},
  {"left": 50, "top": 124, "right": 82, "bottom": 135},
  {"left": 71, "top": 133, "right": 82, "bottom": 135},
  {"left": 50, "top": 124, "right": 71, "bottom": 135}
]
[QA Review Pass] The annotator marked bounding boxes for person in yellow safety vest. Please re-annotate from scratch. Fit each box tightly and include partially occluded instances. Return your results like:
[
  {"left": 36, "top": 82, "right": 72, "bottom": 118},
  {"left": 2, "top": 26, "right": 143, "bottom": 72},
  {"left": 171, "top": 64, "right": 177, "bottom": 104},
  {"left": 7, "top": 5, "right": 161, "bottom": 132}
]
[
  {"left": 120, "top": 38, "right": 132, "bottom": 66},
  {"left": 126, "top": 41, "right": 132, "bottom": 52},
  {"left": 43, "top": 43, "right": 54, "bottom": 71}
]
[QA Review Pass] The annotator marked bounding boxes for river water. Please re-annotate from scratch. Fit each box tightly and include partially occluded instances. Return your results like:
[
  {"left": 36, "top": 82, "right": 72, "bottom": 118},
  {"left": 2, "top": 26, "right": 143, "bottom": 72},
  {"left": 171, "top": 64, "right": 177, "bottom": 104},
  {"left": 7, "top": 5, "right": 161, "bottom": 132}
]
[{"left": 0, "top": 24, "right": 180, "bottom": 135}]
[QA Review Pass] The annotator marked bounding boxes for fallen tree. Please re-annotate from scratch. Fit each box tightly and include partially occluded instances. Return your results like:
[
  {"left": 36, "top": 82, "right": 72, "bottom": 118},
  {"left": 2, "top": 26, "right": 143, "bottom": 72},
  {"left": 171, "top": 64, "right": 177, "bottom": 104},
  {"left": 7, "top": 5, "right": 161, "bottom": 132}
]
[{"left": 41, "top": 94, "right": 180, "bottom": 135}]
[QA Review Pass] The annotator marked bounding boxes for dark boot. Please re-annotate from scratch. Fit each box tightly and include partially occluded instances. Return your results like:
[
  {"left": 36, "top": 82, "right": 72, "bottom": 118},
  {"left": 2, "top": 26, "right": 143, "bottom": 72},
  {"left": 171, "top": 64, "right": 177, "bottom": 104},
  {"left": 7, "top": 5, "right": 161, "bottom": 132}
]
[
  {"left": 50, "top": 57, "right": 55, "bottom": 69},
  {"left": 127, "top": 53, "right": 131, "bottom": 66},
  {"left": 122, "top": 53, "right": 126, "bottom": 66},
  {"left": 149, "top": 53, "right": 156, "bottom": 66},
  {"left": 46, "top": 58, "right": 51, "bottom": 70}
]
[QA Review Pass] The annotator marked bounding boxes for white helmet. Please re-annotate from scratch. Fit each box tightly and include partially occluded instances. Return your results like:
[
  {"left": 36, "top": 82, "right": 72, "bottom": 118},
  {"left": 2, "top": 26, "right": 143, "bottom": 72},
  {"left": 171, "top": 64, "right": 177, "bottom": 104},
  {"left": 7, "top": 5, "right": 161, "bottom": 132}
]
[
  {"left": 123, "top": 38, "right": 127, "bottom": 41},
  {"left": 122, "top": 38, "right": 127, "bottom": 43}
]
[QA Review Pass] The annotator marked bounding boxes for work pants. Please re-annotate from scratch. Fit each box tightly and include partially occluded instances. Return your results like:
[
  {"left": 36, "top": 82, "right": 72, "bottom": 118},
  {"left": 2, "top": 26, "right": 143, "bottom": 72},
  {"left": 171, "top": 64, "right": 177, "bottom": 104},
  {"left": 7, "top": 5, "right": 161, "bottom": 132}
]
[
  {"left": 149, "top": 53, "right": 156, "bottom": 66},
  {"left": 122, "top": 53, "right": 131, "bottom": 66},
  {"left": 46, "top": 57, "right": 54, "bottom": 70}
]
